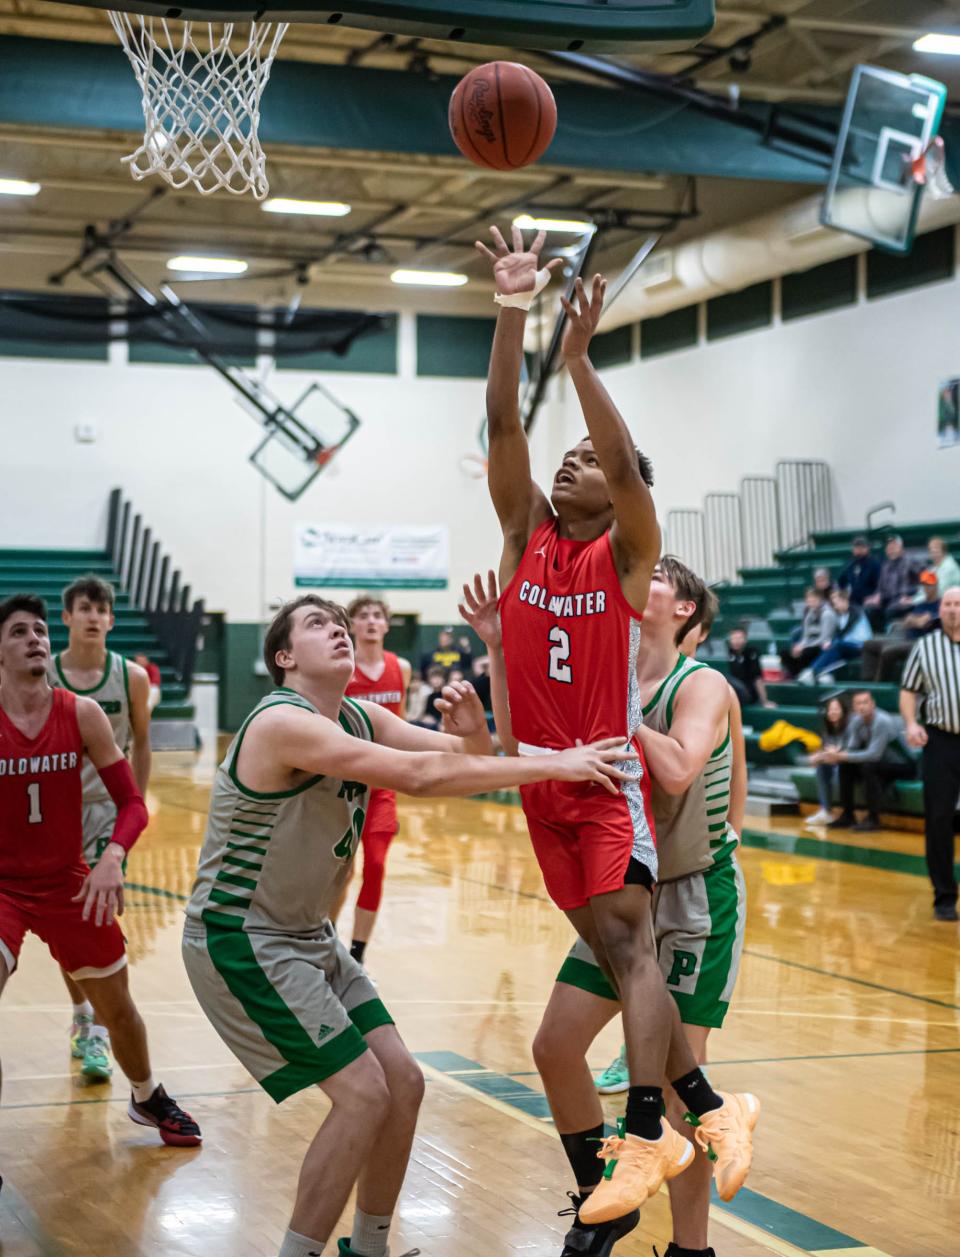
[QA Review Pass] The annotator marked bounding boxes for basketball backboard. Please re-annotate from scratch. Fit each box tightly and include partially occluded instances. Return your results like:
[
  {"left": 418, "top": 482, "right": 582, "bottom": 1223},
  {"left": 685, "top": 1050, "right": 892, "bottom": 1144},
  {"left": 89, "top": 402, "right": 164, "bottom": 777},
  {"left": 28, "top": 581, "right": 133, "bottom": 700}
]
[
  {"left": 246, "top": 382, "right": 362, "bottom": 501},
  {"left": 55, "top": 0, "right": 715, "bottom": 51},
  {"left": 821, "top": 64, "right": 949, "bottom": 255}
]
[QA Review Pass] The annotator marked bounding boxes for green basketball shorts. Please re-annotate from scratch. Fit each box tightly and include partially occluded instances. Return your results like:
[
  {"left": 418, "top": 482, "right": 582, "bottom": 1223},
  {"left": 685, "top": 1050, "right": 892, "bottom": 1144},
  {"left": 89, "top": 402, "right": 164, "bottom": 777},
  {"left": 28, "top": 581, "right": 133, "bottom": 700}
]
[{"left": 82, "top": 798, "right": 119, "bottom": 866}]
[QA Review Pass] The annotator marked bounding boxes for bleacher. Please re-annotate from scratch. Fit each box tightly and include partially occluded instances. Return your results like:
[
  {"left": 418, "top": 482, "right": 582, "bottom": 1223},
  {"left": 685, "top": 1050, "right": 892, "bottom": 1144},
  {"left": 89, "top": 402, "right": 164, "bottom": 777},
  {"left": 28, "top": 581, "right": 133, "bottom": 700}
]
[
  {"left": 0, "top": 547, "right": 195, "bottom": 731},
  {"left": 708, "top": 517, "right": 960, "bottom": 825}
]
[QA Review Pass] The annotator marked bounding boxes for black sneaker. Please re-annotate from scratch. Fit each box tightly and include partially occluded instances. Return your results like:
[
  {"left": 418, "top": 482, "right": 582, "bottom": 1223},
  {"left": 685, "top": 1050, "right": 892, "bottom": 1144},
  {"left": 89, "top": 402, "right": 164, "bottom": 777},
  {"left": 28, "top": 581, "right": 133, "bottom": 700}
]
[
  {"left": 559, "top": 1193, "right": 640, "bottom": 1256},
  {"left": 128, "top": 1084, "right": 202, "bottom": 1147},
  {"left": 934, "top": 904, "right": 959, "bottom": 922},
  {"left": 658, "top": 1246, "right": 717, "bottom": 1257},
  {"left": 827, "top": 814, "right": 856, "bottom": 829},
  {"left": 853, "top": 817, "right": 880, "bottom": 832}
]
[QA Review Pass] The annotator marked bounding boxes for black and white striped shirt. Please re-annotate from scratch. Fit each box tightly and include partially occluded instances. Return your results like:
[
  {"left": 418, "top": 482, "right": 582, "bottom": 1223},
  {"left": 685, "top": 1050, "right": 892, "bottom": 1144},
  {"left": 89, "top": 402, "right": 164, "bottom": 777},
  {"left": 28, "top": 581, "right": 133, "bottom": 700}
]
[{"left": 901, "top": 630, "right": 960, "bottom": 734}]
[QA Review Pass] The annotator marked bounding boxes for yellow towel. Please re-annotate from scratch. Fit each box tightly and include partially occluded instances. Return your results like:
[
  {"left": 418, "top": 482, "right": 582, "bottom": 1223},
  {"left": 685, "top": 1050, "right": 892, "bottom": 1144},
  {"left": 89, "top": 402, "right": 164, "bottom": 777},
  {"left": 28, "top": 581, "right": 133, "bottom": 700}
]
[{"left": 758, "top": 720, "right": 822, "bottom": 753}]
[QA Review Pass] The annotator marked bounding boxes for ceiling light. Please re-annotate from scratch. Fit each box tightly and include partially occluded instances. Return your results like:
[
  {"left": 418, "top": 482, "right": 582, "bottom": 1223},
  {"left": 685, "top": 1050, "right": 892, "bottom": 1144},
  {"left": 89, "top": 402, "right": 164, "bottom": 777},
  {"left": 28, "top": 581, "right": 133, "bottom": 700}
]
[
  {"left": 513, "top": 214, "right": 596, "bottom": 234},
  {"left": 167, "top": 255, "right": 248, "bottom": 275},
  {"left": 390, "top": 269, "right": 468, "bottom": 287},
  {"left": 0, "top": 178, "right": 40, "bottom": 197},
  {"left": 263, "top": 198, "right": 351, "bottom": 217},
  {"left": 913, "top": 33, "right": 960, "bottom": 55}
]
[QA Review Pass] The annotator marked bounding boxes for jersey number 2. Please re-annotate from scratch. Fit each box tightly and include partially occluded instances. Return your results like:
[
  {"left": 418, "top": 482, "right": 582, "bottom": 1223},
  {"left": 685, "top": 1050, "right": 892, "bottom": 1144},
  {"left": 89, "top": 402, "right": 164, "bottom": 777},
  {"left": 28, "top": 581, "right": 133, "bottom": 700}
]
[
  {"left": 26, "top": 782, "right": 42, "bottom": 824},
  {"left": 548, "top": 626, "right": 572, "bottom": 684}
]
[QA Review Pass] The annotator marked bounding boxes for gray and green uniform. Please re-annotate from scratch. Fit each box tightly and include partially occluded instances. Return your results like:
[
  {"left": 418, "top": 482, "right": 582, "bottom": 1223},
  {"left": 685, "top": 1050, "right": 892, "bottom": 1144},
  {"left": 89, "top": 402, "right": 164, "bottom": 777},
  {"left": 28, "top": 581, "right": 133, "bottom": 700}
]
[
  {"left": 182, "top": 688, "right": 393, "bottom": 1103},
  {"left": 558, "top": 655, "right": 747, "bottom": 1028},
  {"left": 49, "top": 650, "right": 131, "bottom": 865}
]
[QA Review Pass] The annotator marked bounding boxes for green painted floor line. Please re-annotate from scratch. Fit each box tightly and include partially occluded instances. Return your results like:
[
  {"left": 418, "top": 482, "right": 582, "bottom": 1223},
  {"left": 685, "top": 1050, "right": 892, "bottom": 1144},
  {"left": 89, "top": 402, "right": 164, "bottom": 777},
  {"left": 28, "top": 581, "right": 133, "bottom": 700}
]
[
  {"left": 416, "top": 1050, "right": 866, "bottom": 1253},
  {"left": 125, "top": 881, "right": 189, "bottom": 902},
  {"left": 744, "top": 949, "right": 960, "bottom": 1012},
  {"left": 740, "top": 828, "right": 956, "bottom": 880},
  {"left": 507, "top": 1045, "right": 960, "bottom": 1074}
]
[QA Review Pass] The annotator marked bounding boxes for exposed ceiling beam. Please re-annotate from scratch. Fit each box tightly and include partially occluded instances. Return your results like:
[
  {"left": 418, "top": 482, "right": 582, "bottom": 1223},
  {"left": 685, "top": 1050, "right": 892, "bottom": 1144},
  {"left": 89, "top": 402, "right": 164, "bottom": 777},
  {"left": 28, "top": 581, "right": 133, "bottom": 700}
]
[{"left": 721, "top": 9, "right": 952, "bottom": 42}]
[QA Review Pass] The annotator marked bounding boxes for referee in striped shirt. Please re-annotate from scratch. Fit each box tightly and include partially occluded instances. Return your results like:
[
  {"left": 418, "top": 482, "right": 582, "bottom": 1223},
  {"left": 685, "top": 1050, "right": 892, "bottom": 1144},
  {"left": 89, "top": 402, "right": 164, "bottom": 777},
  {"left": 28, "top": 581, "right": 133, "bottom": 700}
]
[{"left": 900, "top": 586, "right": 960, "bottom": 921}]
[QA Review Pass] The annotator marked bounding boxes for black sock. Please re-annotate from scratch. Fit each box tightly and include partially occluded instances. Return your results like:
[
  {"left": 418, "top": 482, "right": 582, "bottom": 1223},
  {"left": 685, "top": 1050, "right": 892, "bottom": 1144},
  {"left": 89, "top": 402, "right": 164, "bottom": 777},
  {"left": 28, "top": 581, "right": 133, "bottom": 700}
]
[
  {"left": 560, "top": 1124, "right": 604, "bottom": 1193},
  {"left": 349, "top": 938, "right": 367, "bottom": 965},
  {"left": 624, "top": 1085, "right": 663, "bottom": 1140},
  {"left": 670, "top": 1067, "right": 722, "bottom": 1117}
]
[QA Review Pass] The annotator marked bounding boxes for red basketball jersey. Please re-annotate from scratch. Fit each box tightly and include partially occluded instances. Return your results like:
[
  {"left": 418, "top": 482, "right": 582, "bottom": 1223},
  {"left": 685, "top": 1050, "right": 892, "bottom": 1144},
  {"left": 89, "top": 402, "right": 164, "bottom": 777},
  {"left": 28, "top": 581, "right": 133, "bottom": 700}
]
[
  {"left": 499, "top": 519, "right": 643, "bottom": 750},
  {"left": 0, "top": 687, "right": 86, "bottom": 885},
  {"left": 345, "top": 652, "right": 407, "bottom": 717}
]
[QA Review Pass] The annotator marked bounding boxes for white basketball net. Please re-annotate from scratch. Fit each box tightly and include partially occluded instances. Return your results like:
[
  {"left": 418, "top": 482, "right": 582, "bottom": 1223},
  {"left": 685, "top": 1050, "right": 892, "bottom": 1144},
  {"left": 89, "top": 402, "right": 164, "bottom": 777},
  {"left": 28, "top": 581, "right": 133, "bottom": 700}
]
[{"left": 108, "top": 16, "right": 289, "bottom": 199}]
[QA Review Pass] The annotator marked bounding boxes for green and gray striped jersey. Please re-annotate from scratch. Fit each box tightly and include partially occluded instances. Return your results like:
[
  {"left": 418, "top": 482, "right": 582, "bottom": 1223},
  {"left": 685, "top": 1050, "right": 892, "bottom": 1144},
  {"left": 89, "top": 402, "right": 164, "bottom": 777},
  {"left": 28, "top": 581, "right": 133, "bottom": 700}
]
[
  {"left": 185, "top": 688, "right": 371, "bottom": 936},
  {"left": 643, "top": 654, "right": 738, "bottom": 882},
  {"left": 49, "top": 650, "right": 131, "bottom": 804}
]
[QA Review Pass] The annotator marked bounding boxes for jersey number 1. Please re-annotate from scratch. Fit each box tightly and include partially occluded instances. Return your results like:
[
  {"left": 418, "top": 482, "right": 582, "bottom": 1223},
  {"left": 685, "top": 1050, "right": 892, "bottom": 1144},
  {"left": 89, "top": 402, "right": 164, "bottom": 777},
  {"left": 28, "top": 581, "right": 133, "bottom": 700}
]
[
  {"left": 548, "top": 626, "right": 572, "bottom": 684},
  {"left": 26, "top": 782, "right": 42, "bottom": 824}
]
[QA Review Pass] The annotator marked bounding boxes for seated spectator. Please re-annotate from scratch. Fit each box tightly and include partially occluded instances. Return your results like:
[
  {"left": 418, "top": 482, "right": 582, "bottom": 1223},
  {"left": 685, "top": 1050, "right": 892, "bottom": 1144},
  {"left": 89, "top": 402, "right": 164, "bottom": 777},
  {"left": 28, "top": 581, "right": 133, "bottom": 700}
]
[
  {"left": 862, "top": 535, "right": 918, "bottom": 631},
  {"left": 810, "top": 589, "right": 872, "bottom": 682},
  {"left": 727, "top": 626, "right": 774, "bottom": 709},
  {"left": 861, "top": 571, "right": 941, "bottom": 682},
  {"left": 412, "top": 665, "right": 448, "bottom": 728},
  {"left": 780, "top": 587, "right": 838, "bottom": 679},
  {"left": 133, "top": 652, "right": 162, "bottom": 713},
  {"left": 922, "top": 536, "right": 960, "bottom": 598},
  {"left": 419, "top": 626, "right": 472, "bottom": 679},
  {"left": 823, "top": 690, "right": 915, "bottom": 832},
  {"left": 471, "top": 656, "right": 492, "bottom": 712},
  {"left": 812, "top": 567, "right": 835, "bottom": 599},
  {"left": 405, "top": 670, "right": 433, "bottom": 724},
  {"left": 837, "top": 537, "right": 881, "bottom": 606},
  {"left": 806, "top": 695, "right": 851, "bottom": 826}
]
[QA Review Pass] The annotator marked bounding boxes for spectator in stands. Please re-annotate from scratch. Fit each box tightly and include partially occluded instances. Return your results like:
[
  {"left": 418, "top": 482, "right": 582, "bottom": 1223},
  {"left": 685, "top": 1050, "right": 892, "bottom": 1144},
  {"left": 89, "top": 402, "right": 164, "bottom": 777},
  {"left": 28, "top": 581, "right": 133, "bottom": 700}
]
[
  {"left": 405, "top": 670, "right": 432, "bottom": 724},
  {"left": 419, "top": 627, "right": 472, "bottom": 679},
  {"left": 823, "top": 690, "right": 915, "bottom": 832},
  {"left": 471, "top": 656, "right": 492, "bottom": 713},
  {"left": 412, "top": 665, "right": 448, "bottom": 728},
  {"left": 837, "top": 537, "right": 881, "bottom": 606},
  {"left": 806, "top": 695, "right": 851, "bottom": 826},
  {"left": 133, "top": 652, "right": 162, "bottom": 714},
  {"left": 812, "top": 567, "right": 835, "bottom": 599},
  {"left": 781, "top": 587, "right": 838, "bottom": 679},
  {"left": 862, "top": 535, "right": 918, "bottom": 631},
  {"left": 900, "top": 586, "right": 960, "bottom": 921},
  {"left": 727, "top": 626, "right": 774, "bottom": 709},
  {"left": 923, "top": 537, "right": 960, "bottom": 598},
  {"left": 810, "top": 589, "right": 872, "bottom": 682},
  {"left": 861, "top": 571, "right": 941, "bottom": 682}
]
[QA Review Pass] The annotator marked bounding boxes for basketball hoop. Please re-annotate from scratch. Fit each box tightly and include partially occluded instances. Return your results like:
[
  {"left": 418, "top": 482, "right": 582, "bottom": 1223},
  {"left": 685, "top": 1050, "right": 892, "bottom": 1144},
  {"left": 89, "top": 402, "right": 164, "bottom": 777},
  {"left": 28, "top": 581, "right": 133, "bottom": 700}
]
[
  {"left": 107, "top": 16, "right": 289, "bottom": 199},
  {"left": 909, "top": 136, "right": 956, "bottom": 201}
]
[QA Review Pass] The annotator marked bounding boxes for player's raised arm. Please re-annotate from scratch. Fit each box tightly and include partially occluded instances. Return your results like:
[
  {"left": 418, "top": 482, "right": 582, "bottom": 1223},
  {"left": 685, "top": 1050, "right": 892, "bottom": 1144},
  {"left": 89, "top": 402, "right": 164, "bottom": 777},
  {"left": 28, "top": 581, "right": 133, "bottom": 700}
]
[
  {"left": 476, "top": 225, "right": 558, "bottom": 580},
  {"left": 458, "top": 569, "right": 518, "bottom": 757},
  {"left": 74, "top": 695, "right": 149, "bottom": 925},
  {"left": 259, "top": 703, "right": 634, "bottom": 798},
  {"left": 634, "top": 666, "right": 730, "bottom": 795},
  {"left": 561, "top": 274, "right": 661, "bottom": 609}
]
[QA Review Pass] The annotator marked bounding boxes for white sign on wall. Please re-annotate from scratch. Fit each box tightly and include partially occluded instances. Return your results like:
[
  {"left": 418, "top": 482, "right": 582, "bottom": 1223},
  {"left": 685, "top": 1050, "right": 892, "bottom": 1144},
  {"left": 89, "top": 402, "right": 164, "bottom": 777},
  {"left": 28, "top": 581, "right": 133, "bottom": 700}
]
[{"left": 294, "top": 524, "right": 449, "bottom": 589}]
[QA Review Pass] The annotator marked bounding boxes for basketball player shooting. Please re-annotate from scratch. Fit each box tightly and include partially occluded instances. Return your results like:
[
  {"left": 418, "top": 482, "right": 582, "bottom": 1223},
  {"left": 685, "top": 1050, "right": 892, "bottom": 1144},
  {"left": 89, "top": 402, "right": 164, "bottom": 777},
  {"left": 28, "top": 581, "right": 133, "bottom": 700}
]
[{"left": 476, "top": 225, "right": 755, "bottom": 1240}]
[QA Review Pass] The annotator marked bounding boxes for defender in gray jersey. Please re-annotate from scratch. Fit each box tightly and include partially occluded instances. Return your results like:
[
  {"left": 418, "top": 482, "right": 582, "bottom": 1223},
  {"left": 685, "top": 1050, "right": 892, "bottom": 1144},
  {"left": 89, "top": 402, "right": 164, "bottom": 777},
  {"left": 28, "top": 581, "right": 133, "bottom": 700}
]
[
  {"left": 183, "top": 592, "right": 638, "bottom": 1257},
  {"left": 49, "top": 574, "right": 152, "bottom": 1083}
]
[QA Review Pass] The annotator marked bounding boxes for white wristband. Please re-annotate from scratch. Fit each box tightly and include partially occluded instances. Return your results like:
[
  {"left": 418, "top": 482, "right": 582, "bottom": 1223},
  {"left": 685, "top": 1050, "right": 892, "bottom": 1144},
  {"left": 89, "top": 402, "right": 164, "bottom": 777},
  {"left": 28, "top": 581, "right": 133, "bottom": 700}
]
[{"left": 494, "top": 267, "right": 553, "bottom": 311}]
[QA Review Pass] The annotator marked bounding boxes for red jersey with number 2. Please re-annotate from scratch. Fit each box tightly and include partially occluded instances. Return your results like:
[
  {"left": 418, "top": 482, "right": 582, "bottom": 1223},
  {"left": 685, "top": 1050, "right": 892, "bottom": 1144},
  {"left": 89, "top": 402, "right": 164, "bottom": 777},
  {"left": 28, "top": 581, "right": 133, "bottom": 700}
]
[
  {"left": 500, "top": 518, "right": 643, "bottom": 750},
  {"left": 0, "top": 687, "right": 86, "bottom": 886}
]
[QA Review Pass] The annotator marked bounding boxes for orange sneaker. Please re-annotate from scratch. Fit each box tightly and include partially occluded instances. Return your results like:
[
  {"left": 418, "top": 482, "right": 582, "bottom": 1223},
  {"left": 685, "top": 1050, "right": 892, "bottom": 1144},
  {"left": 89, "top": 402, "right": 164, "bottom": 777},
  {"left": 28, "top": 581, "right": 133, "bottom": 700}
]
[
  {"left": 687, "top": 1091, "right": 760, "bottom": 1201},
  {"left": 578, "top": 1118, "right": 695, "bottom": 1225}
]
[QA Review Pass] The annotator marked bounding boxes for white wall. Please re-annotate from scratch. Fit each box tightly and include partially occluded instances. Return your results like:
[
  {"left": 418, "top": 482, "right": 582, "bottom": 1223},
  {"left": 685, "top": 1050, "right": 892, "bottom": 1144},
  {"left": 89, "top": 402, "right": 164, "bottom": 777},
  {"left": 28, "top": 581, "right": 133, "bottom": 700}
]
[
  {"left": 0, "top": 346, "right": 563, "bottom": 622},
  {"left": 578, "top": 265, "right": 960, "bottom": 530}
]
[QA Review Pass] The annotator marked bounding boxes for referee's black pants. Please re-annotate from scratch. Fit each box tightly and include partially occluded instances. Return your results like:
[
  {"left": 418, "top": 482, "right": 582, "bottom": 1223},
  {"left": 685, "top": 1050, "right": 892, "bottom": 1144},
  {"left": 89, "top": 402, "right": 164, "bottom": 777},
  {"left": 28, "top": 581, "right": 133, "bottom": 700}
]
[{"left": 921, "top": 726, "right": 960, "bottom": 910}]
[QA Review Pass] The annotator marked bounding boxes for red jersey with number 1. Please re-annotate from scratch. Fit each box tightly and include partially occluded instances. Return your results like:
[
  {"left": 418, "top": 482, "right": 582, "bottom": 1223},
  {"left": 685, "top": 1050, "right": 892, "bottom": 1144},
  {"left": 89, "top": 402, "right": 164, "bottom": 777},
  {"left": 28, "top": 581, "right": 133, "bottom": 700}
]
[
  {"left": 500, "top": 518, "right": 643, "bottom": 750},
  {"left": 0, "top": 688, "right": 86, "bottom": 887}
]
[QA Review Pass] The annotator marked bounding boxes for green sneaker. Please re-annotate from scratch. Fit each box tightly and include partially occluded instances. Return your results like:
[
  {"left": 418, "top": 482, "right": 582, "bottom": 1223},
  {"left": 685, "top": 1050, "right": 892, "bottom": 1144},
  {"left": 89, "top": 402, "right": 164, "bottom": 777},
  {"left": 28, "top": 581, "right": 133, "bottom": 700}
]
[
  {"left": 337, "top": 1241, "right": 420, "bottom": 1256},
  {"left": 81, "top": 1033, "right": 113, "bottom": 1082},
  {"left": 595, "top": 1045, "right": 630, "bottom": 1094},
  {"left": 70, "top": 1013, "right": 93, "bottom": 1059}
]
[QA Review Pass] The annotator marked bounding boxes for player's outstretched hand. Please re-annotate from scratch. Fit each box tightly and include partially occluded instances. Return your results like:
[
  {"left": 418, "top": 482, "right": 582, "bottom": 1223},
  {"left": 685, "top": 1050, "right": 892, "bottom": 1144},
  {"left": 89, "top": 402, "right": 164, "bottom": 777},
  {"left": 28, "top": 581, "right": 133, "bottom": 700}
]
[
  {"left": 475, "top": 224, "right": 562, "bottom": 296},
  {"left": 73, "top": 849, "right": 125, "bottom": 927},
  {"left": 436, "top": 679, "right": 488, "bottom": 739},
  {"left": 553, "top": 736, "right": 637, "bottom": 796},
  {"left": 561, "top": 274, "right": 606, "bottom": 359},
  {"left": 458, "top": 570, "right": 502, "bottom": 648}
]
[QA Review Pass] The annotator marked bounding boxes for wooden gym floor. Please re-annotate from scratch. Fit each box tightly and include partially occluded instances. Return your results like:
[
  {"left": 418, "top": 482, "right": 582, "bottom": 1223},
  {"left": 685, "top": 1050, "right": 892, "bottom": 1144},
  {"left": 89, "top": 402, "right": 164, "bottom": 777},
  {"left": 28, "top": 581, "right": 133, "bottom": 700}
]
[{"left": 1, "top": 739, "right": 957, "bottom": 1257}]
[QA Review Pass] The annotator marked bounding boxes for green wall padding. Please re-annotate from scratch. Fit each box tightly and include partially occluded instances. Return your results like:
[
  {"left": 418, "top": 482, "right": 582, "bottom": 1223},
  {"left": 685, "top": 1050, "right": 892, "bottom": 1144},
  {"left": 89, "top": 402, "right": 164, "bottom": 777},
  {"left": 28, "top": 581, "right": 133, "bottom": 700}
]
[
  {"left": 782, "top": 256, "right": 858, "bottom": 322},
  {"left": 866, "top": 225, "right": 956, "bottom": 300},
  {"left": 278, "top": 317, "right": 398, "bottom": 374},
  {"left": 706, "top": 281, "right": 773, "bottom": 342},
  {"left": 590, "top": 324, "right": 633, "bottom": 370},
  {"left": 640, "top": 306, "right": 698, "bottom": 358},
  {"left": 417, "top": 314, "right": 496, "bottom": 378}
]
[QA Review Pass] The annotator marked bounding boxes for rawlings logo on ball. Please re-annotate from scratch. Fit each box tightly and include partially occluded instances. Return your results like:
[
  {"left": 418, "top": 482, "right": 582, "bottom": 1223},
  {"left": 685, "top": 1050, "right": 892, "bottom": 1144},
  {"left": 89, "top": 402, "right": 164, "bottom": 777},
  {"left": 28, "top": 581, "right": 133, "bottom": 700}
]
[
  {"left": 449, "top": 61, "right": 557, "bottom": 172},
  {"left": 466, "top": 80, "right": 497, "bottom": 145}
]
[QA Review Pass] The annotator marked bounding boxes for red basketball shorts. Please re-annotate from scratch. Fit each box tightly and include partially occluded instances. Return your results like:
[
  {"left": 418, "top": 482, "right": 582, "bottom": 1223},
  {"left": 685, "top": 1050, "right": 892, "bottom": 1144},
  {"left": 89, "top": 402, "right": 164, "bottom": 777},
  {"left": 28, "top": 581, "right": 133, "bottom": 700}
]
[
  {"left": 363, "top": 788, "right": 398, "bottom": 838},
  {"left": 0, "top": 869, "right": 127, "bottom": 980},
  {"left": 520, "top": 748, "right": 657, "bottom": 911}
]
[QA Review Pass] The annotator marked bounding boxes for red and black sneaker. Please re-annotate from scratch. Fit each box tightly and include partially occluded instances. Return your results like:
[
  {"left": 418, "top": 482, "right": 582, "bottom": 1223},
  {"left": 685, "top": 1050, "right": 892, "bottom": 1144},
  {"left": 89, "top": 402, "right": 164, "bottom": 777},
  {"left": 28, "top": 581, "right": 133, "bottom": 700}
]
[{"left": 128, "top": 1084, "right": 202, "bottom": 1147}]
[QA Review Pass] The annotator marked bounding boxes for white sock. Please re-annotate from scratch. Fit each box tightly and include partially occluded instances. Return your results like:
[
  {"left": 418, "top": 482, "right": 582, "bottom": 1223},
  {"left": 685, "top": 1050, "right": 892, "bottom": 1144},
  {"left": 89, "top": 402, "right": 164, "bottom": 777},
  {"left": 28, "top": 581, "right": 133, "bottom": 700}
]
[
  {"left": 278, "top": 1229, "right": 325, "bottom": 1257},
  {"left": 72, "top": 1001, "right": 93, "bottom": 1020},
  {"left": 89, "top": 1023, "right": 110, "bottom": 1044},
  {"left": 131, "top": 1075, "right": 157, "bottom": 1103},
  {"left": 351, "top": 1208, "right": 392, "bottom": 1257}
]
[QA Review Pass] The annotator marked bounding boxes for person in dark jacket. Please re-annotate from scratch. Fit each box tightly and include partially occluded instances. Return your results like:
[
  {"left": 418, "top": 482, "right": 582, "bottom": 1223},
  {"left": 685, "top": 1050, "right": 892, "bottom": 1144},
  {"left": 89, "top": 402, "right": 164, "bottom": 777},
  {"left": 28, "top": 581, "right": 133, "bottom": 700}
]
[
  {"left": 727, "top": 626, "right": 774, "bottom": 708},
  {"left": 863, "top": 535, "right": 918, "bottom": 631},
  {"left": 837, "top": 537, "right": 881, "bottom": 606}
]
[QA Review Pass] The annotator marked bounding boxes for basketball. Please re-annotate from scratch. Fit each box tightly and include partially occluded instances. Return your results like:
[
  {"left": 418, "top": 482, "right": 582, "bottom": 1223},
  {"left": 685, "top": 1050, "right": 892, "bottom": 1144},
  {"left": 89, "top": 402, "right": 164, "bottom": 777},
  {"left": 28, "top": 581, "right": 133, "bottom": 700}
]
[{"left": 448, "top": 61, "right": 557, "bottom": 171}]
